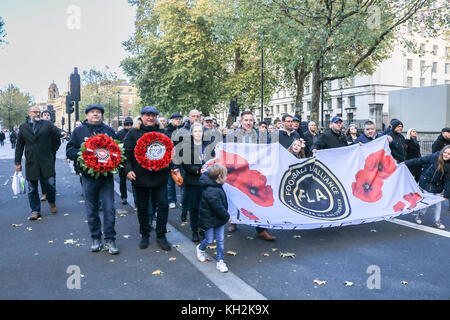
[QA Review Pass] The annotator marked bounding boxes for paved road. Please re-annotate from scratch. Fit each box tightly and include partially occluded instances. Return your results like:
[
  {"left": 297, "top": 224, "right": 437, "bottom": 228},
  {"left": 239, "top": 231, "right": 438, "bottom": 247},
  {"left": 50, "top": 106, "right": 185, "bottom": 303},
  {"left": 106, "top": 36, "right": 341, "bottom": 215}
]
[{"left": 0, "top": 140, "right": 449, "bottom": 301}]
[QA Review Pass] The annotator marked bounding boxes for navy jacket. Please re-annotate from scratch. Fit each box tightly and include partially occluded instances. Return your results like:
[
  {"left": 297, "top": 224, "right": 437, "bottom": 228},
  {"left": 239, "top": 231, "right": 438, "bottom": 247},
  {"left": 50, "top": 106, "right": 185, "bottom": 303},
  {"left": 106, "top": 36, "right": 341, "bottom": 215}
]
[
  {"left": 432, "top": 134, "right": 450, "bottom": 153},
  {"left": 355, "top": 133, "right": 384, "bottom": 144},
  {"left": 388, "top": 131, "right": 407, "bottom": 163},
  {"left": 198, "top": 172, "right": 230, "bottom": 230},
  {"left": 405, "top": 152, "right": 450, "bottom": 198},
  {"left": 66, "top": 120, "right": 116, "bottom": 178}
]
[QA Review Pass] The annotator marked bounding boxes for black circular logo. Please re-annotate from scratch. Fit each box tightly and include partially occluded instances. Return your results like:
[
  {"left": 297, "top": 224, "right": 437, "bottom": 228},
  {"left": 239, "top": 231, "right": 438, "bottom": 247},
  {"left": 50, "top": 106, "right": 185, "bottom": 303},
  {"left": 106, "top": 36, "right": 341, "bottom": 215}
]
[{"left": 279, "top": 158, "right": 351, "bottom": 220}]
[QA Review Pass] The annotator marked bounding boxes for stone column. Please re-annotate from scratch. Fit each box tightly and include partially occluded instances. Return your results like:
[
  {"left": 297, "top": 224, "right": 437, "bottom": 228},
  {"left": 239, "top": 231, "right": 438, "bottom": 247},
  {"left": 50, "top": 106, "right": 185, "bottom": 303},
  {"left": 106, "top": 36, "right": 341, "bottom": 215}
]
[{"left": 369, "top": 103, "right": 383, "bottom": 131}]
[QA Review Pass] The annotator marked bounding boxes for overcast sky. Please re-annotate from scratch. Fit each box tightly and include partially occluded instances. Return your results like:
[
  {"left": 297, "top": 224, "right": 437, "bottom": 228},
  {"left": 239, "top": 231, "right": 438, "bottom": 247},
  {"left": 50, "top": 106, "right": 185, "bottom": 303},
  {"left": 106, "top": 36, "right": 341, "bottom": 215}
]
[{"left": 0, "top": 0, "right": 136, "bottom": 103}]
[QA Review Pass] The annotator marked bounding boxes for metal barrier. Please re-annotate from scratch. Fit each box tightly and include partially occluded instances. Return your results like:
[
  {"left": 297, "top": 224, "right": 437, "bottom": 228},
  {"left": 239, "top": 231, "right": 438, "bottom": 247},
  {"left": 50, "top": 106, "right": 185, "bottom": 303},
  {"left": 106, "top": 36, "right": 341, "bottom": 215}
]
[{"left": 419, "top": 139, "right": 434, "bottom": 155}]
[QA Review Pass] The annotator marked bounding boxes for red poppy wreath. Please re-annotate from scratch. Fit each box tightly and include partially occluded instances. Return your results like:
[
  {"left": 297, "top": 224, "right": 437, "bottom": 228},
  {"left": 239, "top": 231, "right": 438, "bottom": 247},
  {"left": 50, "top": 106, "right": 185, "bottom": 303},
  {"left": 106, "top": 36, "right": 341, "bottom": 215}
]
[
  {"left": 134, "top": 132, "right": 173, "bottom": 171},
  {"left": 78, "top": 134, "right": 125, "bottom": 178}
]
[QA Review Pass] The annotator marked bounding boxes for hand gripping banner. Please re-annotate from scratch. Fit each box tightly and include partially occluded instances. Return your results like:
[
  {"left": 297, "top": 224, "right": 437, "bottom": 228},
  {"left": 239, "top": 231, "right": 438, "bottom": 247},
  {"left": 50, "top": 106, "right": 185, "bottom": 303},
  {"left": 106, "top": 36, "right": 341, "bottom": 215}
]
[{"left": 205, "top": 136, "right": 443, "bottom": 230}]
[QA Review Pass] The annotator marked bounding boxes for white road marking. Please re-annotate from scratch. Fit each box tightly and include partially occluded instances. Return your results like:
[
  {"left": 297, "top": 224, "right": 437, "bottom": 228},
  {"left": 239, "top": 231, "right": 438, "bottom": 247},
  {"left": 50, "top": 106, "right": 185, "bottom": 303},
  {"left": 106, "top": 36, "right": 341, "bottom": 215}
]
[
  {"left": 113, "top": 180, "right": 267, "bottom": 300},
  {"left": 389, "top": 218, "right": 450, "bottom": 238}
]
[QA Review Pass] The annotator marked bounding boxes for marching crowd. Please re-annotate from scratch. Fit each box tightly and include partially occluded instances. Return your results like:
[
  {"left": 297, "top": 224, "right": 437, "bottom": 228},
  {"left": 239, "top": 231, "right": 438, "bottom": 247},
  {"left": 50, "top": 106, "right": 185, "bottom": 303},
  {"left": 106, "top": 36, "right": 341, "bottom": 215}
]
[{"left": 10, "top": 103, "right": 450, "bottom": 273}]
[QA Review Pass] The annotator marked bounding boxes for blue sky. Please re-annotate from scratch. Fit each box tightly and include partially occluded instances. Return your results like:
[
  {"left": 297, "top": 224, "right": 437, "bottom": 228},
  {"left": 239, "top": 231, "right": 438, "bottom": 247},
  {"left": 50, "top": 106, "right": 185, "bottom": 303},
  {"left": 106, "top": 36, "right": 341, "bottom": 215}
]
[{"left": 0, "top": 0, "right": 136, "bottom": 102}]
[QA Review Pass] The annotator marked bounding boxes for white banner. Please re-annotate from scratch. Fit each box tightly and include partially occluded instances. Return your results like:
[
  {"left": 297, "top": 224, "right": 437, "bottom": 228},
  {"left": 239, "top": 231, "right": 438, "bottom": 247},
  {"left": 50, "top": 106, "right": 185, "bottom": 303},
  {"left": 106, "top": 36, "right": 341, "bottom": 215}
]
[{"left": 206, "top": 136, "right": 443, "bottom": 230}]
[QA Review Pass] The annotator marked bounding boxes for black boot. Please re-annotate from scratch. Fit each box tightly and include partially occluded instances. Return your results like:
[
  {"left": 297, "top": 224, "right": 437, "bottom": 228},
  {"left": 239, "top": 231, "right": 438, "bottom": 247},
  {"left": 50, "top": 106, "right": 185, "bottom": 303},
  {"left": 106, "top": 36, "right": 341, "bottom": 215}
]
[
  {"left": 181, "top": 211, "right": 187, "bottom": 222},
  {"left": 192, "top": 231, "right": 200, "bottom": 242},
  {"left": 156, "top": 236, "right": 172, "bottom": 251},
  {"left": 139, "top": 234, "right": 150, "bottom": 249}
]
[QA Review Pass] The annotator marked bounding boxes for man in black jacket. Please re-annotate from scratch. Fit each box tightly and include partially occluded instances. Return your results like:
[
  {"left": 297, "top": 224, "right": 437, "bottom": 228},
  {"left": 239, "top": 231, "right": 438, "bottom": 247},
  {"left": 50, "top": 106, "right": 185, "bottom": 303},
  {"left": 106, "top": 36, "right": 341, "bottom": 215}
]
[
  {"left": 124, "top": 106, "right": 179, "bottom": 251},
  {"left": 432, "top": 127, "right": 450, "bottom": 153},
  {"left": 388, "top": 119, "right": 407, "bottom": 163},
  {"left": 66, "top": 104, "right": 119, "bottom": 255},
  {"left": 303, "top": 121, "right": 320, "bottom": 157},
  {"left": 278, "top": 114, "right": 301, "bottom": 149},
  {"left": 15, "top": 106, "right": 62, "bottom": 220},
  {"left": 116, "top": 116, "right": 133, "bottom": 204},
  {"left": 312, "top": 116, "right": 347, "bottom": 152}
]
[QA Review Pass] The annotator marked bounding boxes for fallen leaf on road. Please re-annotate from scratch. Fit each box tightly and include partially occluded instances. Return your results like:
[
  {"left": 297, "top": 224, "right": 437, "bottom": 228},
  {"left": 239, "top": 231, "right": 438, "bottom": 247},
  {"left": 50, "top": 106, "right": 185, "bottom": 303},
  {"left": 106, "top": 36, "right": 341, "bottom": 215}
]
[
  {"left": 204, "top": 258, "right": 211, "bottom": 262},
  {"left": 207, "top": 245, "right": 217, "bottom": 250},
  {"left": 246, "top": 236, "right": 254, "bottom": 240},
  {"left": 123, "top": 235, "right": 131, "bottom": 239},
  {"left": 48, "top": 240, "right": 54, "bottom": 244},
  {"left": 401, "top": 281, "right": 408, "bottom": 285},
  {"left": 180, "top": 222, "right": 187, "bottom": 227},
  {"left": 280, "top": 252, "right": 296, "bottom": 258},
  {"left": 64, "top": 213, "right": 70, "bottom": 216},
  {"left": 168, "top": 257, "right": 176, "bottom": 261},
  {"left": 293, "top": 234, "right": 302, "bottom": 239},
  {"left": 172, "top": 244, "right": 180, "bottom": 248},
  {"left": 370, "top": 229, "right": 377, "bottom": 233},
  {"left": 64, "top": 239, "right": 77, "bottom": 245},
  {"left": 152, "top": 270, "right": 164, "bottom": 275},
  {"left": 226, "top": 235, "right": 232, "bottom": 238},
  {"left": 109, "top": 259, "right": 114, "bottom": 263},
  {"left": 79, "top": 200, "right": 85, "bottom": 203},
  {"left": 271, "top": 248, "right": 279, "bottom": 252},
  {"left": 26, "top": 227, "right": 32, "bottom": 231},
  {"left": 226, "top": 250, "right": 237, "bottom": 256},
  {"left": 12, "top": 224, "right": 23, "bottom": 227},
  {"left": 313, "top": 279, "right": 326, "bottom": 285},
  {"left": 344, "top": 281, "right": 354, "bottom": 287},
  {"left": 263, "top": 253, "right": 270, "bottom": 257}
]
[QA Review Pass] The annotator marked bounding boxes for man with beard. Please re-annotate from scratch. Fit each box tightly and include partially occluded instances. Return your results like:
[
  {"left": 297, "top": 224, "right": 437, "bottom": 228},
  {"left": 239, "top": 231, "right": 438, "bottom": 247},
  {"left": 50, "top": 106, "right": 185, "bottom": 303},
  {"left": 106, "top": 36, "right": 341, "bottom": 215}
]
[
  {"left": 15, "top": 106, "right": 62, "bottom": 220},
  {"left": 388, "top": 119, "right": 407, "bottom": 163},
  {"left": 66, "top": 104, "right": 119, "bottom": 255}
]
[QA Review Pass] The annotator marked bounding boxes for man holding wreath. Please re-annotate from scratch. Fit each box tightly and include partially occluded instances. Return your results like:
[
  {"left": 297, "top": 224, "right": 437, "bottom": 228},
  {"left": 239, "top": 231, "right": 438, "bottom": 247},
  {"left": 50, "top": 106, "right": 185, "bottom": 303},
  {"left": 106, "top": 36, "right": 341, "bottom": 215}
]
[
  {"left": 124, "top": 106, "right": 179, "bottom": 251},
  {"left": 66, "top": 104, "right": 120, "bottom": 255}
]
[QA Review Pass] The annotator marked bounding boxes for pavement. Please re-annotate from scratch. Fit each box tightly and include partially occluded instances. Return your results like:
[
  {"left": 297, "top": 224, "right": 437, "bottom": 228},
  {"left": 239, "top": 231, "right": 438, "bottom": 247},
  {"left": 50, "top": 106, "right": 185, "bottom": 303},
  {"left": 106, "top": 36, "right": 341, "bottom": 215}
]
[{"left": 1, "top": 139, "right": 450, "bottom": 301}]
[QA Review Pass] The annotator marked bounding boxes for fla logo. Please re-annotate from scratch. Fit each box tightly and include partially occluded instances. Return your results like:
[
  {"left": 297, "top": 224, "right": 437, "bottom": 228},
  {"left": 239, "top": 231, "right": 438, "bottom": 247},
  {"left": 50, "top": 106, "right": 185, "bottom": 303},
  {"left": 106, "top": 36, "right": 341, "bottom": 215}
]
[{"left": 279, "top": 158, "right": 351, "bottom": 220}]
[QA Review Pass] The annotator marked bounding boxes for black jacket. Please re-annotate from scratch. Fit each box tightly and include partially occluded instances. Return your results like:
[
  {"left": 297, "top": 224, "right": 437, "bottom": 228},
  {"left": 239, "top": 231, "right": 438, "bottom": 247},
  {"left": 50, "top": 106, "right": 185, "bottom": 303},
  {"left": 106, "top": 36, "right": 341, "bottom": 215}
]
[
  {"left": 123, "top": 120, "right": 172, "bottom": 187},
  {"left": 388, "top": 132, "right": 407, "bottom": 163},
  {"left": 278, "top": 128, "right": 301, "bottom": 149},
  {"left": 181, "top": 139, "right": 215, "bottom": 186},
  {"left": 165, "top": 123, "right": 181, "bottom": 140},
  {"left": 313, "top": 128, "right": 347, "bottom": 151},
  {"left": 198, "top": 172, "right": 230, "bottom": 230},
  {"left": 15, "top": 120, "right": 61, "bottom": 181},
  {"left": 405, "top": 152, "right": 450, "bottom": 198},
  {"left": 304, "top": 131, "right": 320, "bottom": 157},
  {"left": 432, "top": 134, "right": 450, "bottom": 153},
  {"left": 405, "top": 138, "right": 422, "bottom": 181},
  {"left": 66, "top": 120, "right": 117, "bottom": 178},
  {"left": 116, "top": 128, "right": 130, "bottom": 143}
]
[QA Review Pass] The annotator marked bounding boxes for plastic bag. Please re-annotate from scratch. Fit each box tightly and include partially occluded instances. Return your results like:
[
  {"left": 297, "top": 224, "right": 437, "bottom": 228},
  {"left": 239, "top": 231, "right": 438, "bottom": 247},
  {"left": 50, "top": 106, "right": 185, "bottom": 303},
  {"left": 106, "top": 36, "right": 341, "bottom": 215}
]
[
  {"left": 12, "top": 171, "right": 25, "bottom": 195},
  {"left": 171, "top": 169, "right": 183, "bottom": 187}
]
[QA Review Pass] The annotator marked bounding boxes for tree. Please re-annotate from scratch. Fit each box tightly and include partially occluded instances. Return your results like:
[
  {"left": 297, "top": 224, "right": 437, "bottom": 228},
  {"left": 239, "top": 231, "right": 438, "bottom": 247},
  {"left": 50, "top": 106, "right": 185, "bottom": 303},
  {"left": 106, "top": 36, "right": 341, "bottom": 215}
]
[
  {"left": 0, "top": 17, "right": 7, "bottom": 46},
  {"left": 80, "top": 68, "right": 120, "bottom": 126},
  {"left": 216, "top": 0, "right": 447, "bottom": 126},
  {"left": 0, "top": 84, "right": 32, "bottom": 130}
]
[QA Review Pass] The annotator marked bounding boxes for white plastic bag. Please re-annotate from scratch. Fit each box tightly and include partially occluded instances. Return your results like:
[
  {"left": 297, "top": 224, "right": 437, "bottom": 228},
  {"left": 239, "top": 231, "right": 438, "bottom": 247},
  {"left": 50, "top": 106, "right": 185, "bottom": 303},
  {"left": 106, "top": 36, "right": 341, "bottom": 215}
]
[{"left": 12, "top": 171, "right": 25, "bottom": 195}]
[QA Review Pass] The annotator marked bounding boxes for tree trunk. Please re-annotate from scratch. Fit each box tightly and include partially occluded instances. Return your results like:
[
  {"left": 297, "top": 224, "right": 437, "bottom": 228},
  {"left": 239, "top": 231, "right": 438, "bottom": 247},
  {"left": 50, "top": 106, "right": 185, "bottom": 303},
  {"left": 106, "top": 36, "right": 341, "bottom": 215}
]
[
  {"left": 293, "top": 60, "right": 308, "bottom": 121},
  {"left": 311, "top": 59, "right": 321, "bottom": 127},
  {"left": 226, "top": 46, "right": 244, "bottom": 127}
]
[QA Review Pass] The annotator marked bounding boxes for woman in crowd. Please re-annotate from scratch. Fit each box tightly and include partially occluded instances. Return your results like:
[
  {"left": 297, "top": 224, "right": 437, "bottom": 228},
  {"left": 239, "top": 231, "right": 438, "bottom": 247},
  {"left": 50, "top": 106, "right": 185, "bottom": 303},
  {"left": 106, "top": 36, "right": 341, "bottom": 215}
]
[
  {"left": 405, "top": 128, "right": 422, "bottom": 181},
  {"left": 405, "top": 145, "right": 450, "bottom": 229},
  {"left": 287, "top": 139, "right": 306, "bottom": 159},
  {"left": 346, "top": 124, "right": 360, "bottom": 144}
]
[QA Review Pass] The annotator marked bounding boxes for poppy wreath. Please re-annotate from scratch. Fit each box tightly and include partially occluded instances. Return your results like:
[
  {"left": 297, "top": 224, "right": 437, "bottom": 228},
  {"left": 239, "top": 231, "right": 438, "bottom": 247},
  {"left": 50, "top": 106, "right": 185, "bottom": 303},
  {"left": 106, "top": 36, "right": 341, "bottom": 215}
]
[
  {"left": 134, "top": 132, "right": 173, "bottom": 171},
  {"left": 78, "top": 134, "right": 125, "bottom": 178}
]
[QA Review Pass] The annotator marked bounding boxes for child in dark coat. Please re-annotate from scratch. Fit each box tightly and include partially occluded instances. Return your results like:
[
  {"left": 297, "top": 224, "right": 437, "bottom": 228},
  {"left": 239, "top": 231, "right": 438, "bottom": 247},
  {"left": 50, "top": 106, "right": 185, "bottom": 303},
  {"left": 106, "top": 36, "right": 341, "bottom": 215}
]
[{"left": 196, "top": 164, "right": 230, "bottom": 273}]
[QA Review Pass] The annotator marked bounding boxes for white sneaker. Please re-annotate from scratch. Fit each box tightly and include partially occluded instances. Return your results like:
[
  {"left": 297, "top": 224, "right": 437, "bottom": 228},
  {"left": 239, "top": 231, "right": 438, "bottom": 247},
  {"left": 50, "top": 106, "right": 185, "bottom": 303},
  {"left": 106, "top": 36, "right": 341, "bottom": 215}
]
[
  {"left": 216, "top": 260, "right": 228, "bottom": 273},
  {"left": 196, "top": 244, "right": 206, "bottom": 262},
  {"left": 169, "top": 203, "right": 176, "bottom": 209},
  {"left": 416, "top": 214, "right": 424, "bottom": 225},
  {"left": 434, "top": 221, "right": 445, "bottom": 229}
]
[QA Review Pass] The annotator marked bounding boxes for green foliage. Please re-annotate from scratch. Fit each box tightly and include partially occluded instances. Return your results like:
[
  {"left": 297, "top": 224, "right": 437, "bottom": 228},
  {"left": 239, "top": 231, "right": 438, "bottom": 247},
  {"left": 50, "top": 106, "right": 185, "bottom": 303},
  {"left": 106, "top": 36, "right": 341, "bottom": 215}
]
[
  {"left": 0, "top": 84, "right": 33, "bottom": 129},
  {"left": 0, "top": 16, "right": 7, "bottom": 45}
]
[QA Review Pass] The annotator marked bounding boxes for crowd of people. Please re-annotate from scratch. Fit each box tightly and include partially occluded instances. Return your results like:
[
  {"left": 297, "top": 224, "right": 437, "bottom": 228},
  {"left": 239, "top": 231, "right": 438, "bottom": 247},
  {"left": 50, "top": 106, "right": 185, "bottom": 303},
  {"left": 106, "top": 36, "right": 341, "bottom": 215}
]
[{"left": 11, "top": 104, "right": 450, "bottom": 273}]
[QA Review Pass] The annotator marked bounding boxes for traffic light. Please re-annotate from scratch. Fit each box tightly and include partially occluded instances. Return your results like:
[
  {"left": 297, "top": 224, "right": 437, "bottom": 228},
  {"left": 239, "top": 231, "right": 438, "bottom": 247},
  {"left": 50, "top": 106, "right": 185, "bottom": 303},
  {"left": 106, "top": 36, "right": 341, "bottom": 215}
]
[
  {"left": 66, "top": 94, "right": 74, "bottom": 114},
  {"left": 70, "top": 67, "right": 81, "bottom": 102},
  {"left": 229, "top": 99, "right": 239, "bottom": 117},
  {"left": 47, "top": 104, "right": 56, "bottom": 123}
]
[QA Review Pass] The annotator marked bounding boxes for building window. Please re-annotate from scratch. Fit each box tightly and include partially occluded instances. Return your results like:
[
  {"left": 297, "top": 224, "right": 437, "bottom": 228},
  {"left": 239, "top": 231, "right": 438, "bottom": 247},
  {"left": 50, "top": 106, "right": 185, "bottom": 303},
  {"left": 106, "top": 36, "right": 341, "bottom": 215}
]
[
  {"left": 128, "top": 98, "right": 133, "bottom": 104},
  {"left": 420, "top": 78, "right": 425, "bottom": 87},
  {"left": 337, "top": 97, "right": 343, "bottom": 109},
  {"left": 349, "top": 96, "right": 355, "bottom": 108},
  {"left": 419, "top": 44, "right": 425, "bottom": 57},
  {"left": 283, "top": 104, "right": 287, "bottom": 113},
  {"left": 406, "top": 77, "right": 413, "bottom": 87},
  {"left": 307, "top": 101, "right": 312, "bottom": 111},
  {"left": 327, "top": 80, "right": 332, "bottom": 90},
  {"left": 276, "top": 105, "right": 280, "bottom": 114},
  {"left": 128, "top": 88, "right": 132, "bottom": 93},
  {"left": 327, "top": 99, "right": 332, "bottom": 109},
  {"left": 432, "top": 62, "right": 437, "bottom": 73},
  {"left": 432, "top": 79, "right": 437, "bottom": 86},
  {"left": 445, "top": 63, "right": 450, "bottom": 74},
  {"left": 305, "top": 85, "right": 310, "bottom": 94},
  {"left": 407, "top": 59, "right": 413, "bottom": 71},
  {"left": 433, "top": 45, "right": 438, "bottom": 56},
  {"left": 350, "top": 76, "right": 355, "bottom": 87},
  {"left": 446, "top": 47, "right": 450, "bottom": 59}
]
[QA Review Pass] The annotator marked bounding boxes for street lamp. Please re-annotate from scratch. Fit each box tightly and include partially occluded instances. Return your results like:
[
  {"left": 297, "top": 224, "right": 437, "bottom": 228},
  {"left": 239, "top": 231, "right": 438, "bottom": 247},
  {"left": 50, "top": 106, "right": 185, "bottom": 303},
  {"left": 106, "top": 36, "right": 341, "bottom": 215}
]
[
  {"left": 295, "top": 104, "right": 301, "bottom": 120},
  {"left": 260, "top": 33, "right": 264, "bottom": 122},
  {"left": 117, "top": 91, "right": 121, "bottom": 130},
  {"left": 339, "top": 85, "right": 344, "bottom": 117},
  {"left": 108, "top": 96, "right": 112, "bottom": 125}
]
